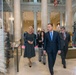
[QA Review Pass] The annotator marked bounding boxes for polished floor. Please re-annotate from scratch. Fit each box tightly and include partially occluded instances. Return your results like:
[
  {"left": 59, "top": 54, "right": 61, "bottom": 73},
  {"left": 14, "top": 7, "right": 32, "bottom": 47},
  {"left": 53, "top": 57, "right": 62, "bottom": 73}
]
[{"left": 6, "top": 50, "right": 76, "bottom": 75}]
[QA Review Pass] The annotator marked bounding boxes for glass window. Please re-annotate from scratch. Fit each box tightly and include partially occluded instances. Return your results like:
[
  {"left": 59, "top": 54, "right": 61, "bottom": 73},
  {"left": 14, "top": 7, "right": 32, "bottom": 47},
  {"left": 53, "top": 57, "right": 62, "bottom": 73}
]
[
  {"left": 50, "top": 0, "right": 65, "bottom": 4},
  {"left": 3, "top": 0, "right": 6, "bottom": 2},
  {"left": 37, "top": 0, "right": 41, "bottom": 3},
  {"left": 50, "top": 0, "right": 54, "bottom": 3},
  {"left": 23, "top": 0, "right": 34, "bottom": 2}
]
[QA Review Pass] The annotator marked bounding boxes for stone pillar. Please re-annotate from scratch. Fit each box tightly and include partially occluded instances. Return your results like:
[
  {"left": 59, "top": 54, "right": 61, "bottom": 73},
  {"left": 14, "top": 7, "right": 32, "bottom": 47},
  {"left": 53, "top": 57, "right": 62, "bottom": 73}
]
[
  {"left": 65, "top": 0, "right": 72, "bottom": 32},
  {"left": 9, "top": 12, "right": 14, "bottom": 41},
  {"left": 41, "top": 0, "right": 48, "bottom": 32},
  {"left": 9, "top": 12, "right": 14, "bottom": 35},
  {"left": 48, "top": 12, "right": 51, "bottom": 23},
  {"left": 73, "top": 12, "right": 76, "bottom": 22},
  {"left": 34, "top": 11, "right": 37, "bottom": 34},
  {"left": 60, "top": 12, "right": 63, "bottom": 26},
  {"left": 6, "top": 12, "right": 10, "bottom": 31},
  {"left": 21, "top": 12, "right": 23, "bottom": 40},
  {"left": 14, "top": 0, "right": 21, "bottom": 42}
]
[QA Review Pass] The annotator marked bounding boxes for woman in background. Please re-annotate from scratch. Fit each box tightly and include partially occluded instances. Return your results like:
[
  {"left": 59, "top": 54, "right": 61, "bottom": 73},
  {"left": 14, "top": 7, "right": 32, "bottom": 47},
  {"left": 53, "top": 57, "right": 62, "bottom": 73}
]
[
  {"left": 24, "top": 26, "right": 36, "bottom": 67},
  {"left": 37, "top": 31, "right": 46, "bottom": 65}
]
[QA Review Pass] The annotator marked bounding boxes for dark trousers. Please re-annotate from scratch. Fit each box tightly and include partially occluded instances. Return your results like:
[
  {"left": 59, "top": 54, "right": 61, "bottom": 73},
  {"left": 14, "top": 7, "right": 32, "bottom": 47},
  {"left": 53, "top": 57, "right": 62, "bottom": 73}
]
[
  {"left": 47, "top": 52, "right": 57, "bottom": 74},
  {"left": 61, "top": 46, "right": 68, "bottom": 66}
]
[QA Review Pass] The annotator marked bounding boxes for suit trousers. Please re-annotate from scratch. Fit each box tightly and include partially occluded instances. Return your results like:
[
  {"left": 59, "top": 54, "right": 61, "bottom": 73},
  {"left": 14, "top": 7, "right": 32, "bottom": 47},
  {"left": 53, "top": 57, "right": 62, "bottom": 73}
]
[
  {"left": 61, "top": 46, "right": 68, "bottom": 65},
  {"left": 38, "top": 47, "right": 46, "bottom": 64},
  {"left": 47, "top": 51, "right": 57, "bottom": 73}
]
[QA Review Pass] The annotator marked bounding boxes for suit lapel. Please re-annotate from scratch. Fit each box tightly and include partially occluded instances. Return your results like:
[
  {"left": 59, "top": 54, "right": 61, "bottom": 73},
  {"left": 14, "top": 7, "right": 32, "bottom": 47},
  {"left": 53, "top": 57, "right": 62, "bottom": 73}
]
[
  {"left": 65, "top": 32, "right": 68, "bottom": 38},
  {"left": 47, "top": 32, "right": 51, "bottom": 41},
  {"left": 60, "top": 32, "right": 67, "bottom": 40},
  {"left": 53, "top": 31, "right": 55, "bottom": 41},
  {"left": 60, "top": 33, "right": 63, "bottom": 39}
]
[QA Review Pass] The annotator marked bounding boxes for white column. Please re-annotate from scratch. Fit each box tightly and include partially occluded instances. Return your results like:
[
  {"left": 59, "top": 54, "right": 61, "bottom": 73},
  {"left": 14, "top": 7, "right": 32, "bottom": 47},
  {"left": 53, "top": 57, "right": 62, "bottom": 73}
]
[
  {"left": 14, "top": 0, "right": 21, "bottom": 42},
  {"left": 65, "top": 0, "right": 72, "bottom": 32},
  {"left": 48, "top": 12, "right": 51, "bottom": 23},
  {"left": 9, "top": 13, "right": 14, "bottom": 41},
  {"left": 34, "top": 12, "right": 37, "bottom": 34},
  {"left": 9, "top": 12, "right": 14, "bottom": 35},
  {"left": 60, "top": 12, "right": 63, "bottom": 26},
  {"left": 73, "top": 12, "right": 76, "bottom": 22},
  {"left": 41, "top": 0, "right": 48, "bottom": 32},
  {"left": 21, "top": 12, "right": 23, "bottom": 40},
  {"left": 6, "top": 12, "right": 10, "bottom": 31},
  {"left": 72, "top": 12, "right": 75, "bottom": 26}
]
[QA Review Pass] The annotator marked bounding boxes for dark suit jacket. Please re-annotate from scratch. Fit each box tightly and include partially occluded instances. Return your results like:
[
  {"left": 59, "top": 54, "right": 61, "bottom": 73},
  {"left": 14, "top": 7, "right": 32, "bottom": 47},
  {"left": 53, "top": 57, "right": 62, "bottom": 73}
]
[
  {"left": 59, "top": 32, "right": 70, "bottom": 50},
  {"left": 34, "top": 34, "right": 36, "bottom": 46},
  {"left": 72, "top": 32, "right": 76, "bottom": 46},
  {"left": 44, "top": 31, "right": 61, "bottom": 53}
]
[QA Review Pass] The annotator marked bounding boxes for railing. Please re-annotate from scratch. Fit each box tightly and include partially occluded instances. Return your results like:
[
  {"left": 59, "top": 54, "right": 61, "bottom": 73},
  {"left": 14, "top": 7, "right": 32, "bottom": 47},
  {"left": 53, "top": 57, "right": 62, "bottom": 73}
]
[
  {"left": 14, "top": 40, "right": 22, "bottom": 72},
  {"left": 3, "top": 0, "right": 13, "bottom": 7}
]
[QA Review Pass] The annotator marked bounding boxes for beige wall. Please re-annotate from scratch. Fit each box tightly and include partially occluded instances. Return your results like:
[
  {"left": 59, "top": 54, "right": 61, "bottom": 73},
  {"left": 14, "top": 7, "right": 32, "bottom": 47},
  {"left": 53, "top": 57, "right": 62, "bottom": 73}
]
[
  {"left": 22, "top": 12, "right": 65, "bottom": 32},
  {"left": 22, "top": 20, "right": 41, "bottom": 32}
]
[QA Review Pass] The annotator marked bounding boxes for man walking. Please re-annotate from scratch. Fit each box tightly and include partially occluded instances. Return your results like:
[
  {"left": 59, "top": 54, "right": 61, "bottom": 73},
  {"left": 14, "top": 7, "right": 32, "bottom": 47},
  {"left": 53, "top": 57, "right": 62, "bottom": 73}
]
[
  {"left": 59, "top": 26, "right": 70, "bottom": 68},
  {"left": 44, "top": 23, "right": 61, "bottom": 75}
]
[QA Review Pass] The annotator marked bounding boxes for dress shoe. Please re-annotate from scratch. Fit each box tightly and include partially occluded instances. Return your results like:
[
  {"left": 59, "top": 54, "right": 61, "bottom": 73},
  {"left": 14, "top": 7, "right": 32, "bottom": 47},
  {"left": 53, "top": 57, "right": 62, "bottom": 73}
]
[
  {"left": 43, "top": 62, "right": 46, "bottom": 65},
  {"left": 63, "top": 65, "right": 66, "bottom": 68},
  {"left": 29, "top": 62, "right": 32, "bottom": 67},
  {"left": 39, "top": 60, "right": 41, "bottom": 62},
  {"left": 51, "top": 71, "right": 54, "bottom": 75},
  {"left": 29, "top": 65, "right": 32, "bottom": 67}
]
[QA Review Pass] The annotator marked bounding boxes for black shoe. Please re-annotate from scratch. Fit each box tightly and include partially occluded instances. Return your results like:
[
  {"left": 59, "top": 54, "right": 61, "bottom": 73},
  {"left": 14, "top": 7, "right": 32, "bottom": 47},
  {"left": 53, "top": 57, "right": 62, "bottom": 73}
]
[
  {"left": 51, "top": 71, "right": 54, "bottom": 75},
  {"left": 51, "top": 73, "right": 54, "bottom": 75},
  {"left": 29, "top": 62, "right": 32, "bottom": 68},
  {"left": 39, "top": 60, "right": 41, "bottom": 62},
  {"left": 63, "top": 65, "right": 66, "bottom": 68},
  {"left": 62, "top": 62, "right": 63, "bottom": 64},
  {"left": 43, "top": 63, "right": 46, "bottom": 65},
  {"left": 29, "top": 65, "right": 32, "bottom": 67}
]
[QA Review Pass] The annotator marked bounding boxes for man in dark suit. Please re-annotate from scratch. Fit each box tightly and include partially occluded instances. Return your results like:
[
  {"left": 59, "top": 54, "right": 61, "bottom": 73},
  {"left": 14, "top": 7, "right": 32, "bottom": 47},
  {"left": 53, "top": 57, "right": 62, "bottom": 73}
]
[
  {"left": 59, "top": 26, "right": 70, "bottom": 68},
  {"left": 72, "top": 31, "right": 76, "bottom": 47},
  {"left": 43, "top": 23, "right": 61, "bottom": 75}
]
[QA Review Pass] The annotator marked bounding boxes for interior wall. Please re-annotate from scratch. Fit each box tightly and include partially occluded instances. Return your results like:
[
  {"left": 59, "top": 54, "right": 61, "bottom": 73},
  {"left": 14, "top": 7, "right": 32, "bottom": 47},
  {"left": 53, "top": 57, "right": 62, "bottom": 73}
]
[
  {"left": 23, "top": 20, "right": 41, "bottom": 32},
  {"left": 22, "top": 11, "right": 41, "bottom": 33},
  {"left": 51, "top": 12, "right": 60, "bottom": 30},
  {"left": 22, "top": 11, "right": 62, "bottom": 33}
]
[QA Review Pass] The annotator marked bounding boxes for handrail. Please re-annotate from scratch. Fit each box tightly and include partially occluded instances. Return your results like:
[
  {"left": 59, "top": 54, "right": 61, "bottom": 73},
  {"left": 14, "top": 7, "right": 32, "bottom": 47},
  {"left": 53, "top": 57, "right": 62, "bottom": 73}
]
[
  {"left": 14, "top": 43, "right": 20, "bottom": 72},
  {"left": 20, "top": 39, "right": 22, "bottom": 56}
]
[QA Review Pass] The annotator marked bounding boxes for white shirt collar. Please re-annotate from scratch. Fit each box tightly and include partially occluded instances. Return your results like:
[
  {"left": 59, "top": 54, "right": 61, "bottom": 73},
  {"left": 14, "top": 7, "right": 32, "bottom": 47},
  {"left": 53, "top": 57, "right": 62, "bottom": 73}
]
[{"left": 50, "top": 31, "right": 53, "bottom": 33}]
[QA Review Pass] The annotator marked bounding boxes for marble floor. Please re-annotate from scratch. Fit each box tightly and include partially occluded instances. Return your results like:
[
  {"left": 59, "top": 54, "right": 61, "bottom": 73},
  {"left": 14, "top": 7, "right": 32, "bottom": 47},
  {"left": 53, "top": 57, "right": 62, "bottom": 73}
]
[{"left": 6, "top": 51, "right": 76, "bottom": 75}]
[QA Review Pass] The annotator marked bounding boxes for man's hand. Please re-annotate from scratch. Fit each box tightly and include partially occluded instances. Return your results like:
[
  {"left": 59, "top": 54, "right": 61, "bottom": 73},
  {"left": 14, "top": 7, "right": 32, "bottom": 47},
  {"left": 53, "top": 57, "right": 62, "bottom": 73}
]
[
  {"left": 39, "top": 40, "right": 42, "bottom": 42},
  {"left": 28, "top": 41, "right": 33, "bottom": 44},
  {"left": 43, "top": 50, "right": 47, "bottom": 55},
  {"left": 58, "top": 50, "right": 61, "bottom": 55},
  {"left": 30, "top": 41, "right": 33, "bottom": 44},
  {"left": 28, "top": 41, "right": 31, "bottom": 44}
]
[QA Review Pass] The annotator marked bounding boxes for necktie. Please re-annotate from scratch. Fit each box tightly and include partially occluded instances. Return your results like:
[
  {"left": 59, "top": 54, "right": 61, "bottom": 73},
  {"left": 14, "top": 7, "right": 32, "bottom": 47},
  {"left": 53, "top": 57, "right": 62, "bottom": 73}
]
[
  {"left": 50, "top": 32, "right": 53, "bottom": 40},
  {"left": 62, "top": 33, "right": 66, "bottom": 40}
]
